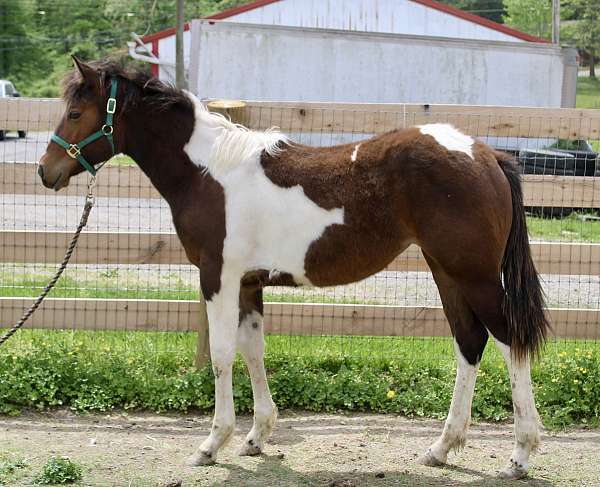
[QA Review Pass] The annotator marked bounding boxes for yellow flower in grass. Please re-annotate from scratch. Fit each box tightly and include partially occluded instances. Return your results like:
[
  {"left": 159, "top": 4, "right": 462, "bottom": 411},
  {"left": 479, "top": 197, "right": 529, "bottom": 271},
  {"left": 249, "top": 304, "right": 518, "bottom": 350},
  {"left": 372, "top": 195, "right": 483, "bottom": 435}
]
[
  {"left": 573, "top": 379, "right": 580, "bottom": 385},
  {"left": 558, "top": 351, "right": 567, "bottom": 358},
  {"left": 387, "top": 390, "right": 396, "bottom": 399}
]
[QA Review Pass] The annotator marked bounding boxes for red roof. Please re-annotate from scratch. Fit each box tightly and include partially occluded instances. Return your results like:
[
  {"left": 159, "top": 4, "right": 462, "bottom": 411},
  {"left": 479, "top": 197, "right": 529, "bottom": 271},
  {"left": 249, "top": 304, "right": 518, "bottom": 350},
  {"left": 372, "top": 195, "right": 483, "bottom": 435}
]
[{"left": 142, "top": 0, "right": 548, "bottom": 44}]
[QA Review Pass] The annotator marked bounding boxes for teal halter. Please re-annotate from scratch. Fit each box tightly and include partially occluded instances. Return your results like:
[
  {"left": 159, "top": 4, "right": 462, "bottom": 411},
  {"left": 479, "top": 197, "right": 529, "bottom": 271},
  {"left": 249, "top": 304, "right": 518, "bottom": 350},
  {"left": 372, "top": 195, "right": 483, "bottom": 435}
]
[{"left": 51, "top": 78, "right": 118, "bottom": 176}]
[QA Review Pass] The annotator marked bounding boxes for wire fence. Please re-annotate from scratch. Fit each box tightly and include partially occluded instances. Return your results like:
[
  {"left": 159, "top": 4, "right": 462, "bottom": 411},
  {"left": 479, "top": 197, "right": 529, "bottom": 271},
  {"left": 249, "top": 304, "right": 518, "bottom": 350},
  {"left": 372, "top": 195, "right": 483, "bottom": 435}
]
[{"left": 1, "top": 98, "right": 599, "bottom": 361}]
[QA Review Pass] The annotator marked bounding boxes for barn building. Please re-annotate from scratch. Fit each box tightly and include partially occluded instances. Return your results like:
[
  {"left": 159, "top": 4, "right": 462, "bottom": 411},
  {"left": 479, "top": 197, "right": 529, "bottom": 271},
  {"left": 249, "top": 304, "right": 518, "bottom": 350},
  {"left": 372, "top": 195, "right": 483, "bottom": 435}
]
[{"left": 139, "top": 0, "right": 547, "bottom": 83}]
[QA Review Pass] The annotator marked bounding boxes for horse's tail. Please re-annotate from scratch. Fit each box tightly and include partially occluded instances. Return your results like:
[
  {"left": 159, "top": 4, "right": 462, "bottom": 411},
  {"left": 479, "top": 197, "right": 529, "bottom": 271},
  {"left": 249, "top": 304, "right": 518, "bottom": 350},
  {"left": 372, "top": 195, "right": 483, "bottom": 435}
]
[{"left": 496, "top": 151, "right": 550, "bottom": 360}]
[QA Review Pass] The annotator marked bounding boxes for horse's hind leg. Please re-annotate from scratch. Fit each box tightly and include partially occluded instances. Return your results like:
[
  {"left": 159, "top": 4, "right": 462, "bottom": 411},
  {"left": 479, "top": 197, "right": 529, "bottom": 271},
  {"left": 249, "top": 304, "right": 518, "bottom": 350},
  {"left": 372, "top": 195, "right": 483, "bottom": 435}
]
[
  {"left": 237, "top": 284, "right": 277, "bottom": 456},
  {"left": 459, "top": 280, "right": 540, "bottom": 480},
  {"left": 419, "top": 252, "right": 488, "bottom": 467}
]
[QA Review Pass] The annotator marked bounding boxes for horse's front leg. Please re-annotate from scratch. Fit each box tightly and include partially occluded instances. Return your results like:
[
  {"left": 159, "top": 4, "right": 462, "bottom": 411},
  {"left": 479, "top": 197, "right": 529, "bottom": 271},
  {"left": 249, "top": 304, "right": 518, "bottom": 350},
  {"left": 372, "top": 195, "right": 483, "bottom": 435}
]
[
  {"left": 237, "top": 285, "right": 277, "bottom": 456},
  {"left": 187, "top": 269, "right": 241, "bottom": 466}
]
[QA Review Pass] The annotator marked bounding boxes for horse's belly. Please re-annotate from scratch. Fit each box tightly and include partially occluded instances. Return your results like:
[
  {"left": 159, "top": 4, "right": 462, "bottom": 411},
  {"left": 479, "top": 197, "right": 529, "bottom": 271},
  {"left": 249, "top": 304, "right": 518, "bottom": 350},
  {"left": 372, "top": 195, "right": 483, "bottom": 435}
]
[{"left": 302, "top": 222, "right": 413, "bottom": 287}]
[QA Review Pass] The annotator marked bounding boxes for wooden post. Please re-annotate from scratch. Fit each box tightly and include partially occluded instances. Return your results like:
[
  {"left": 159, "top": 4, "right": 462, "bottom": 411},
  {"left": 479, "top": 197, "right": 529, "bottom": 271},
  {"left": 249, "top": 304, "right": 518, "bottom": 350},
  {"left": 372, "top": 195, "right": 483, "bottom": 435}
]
[
  {"left": 194, "top": 282, "right": 210, "bottom": 368},
  {"left": 552, "top": 0, "right": 560, "bottom": 45},
  {"left": 175, "top": 0, "right": 186, "bottom": 89},
  {"left": 206, "top": 99, "right": 248, "bottom": 126}
]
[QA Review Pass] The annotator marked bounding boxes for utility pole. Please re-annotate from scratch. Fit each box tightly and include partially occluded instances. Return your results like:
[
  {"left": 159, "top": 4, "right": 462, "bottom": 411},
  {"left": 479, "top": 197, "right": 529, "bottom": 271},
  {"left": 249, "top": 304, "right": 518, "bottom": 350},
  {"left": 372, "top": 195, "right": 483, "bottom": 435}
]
[
  {"left": 552, "top": 0, "right": 560, "bottom": 45},
  {"left": 0, "top": 3, "right": 5, "bottom": 77},
  {"left": 176, "top": 0, "right": 186, "bottom": 89}
]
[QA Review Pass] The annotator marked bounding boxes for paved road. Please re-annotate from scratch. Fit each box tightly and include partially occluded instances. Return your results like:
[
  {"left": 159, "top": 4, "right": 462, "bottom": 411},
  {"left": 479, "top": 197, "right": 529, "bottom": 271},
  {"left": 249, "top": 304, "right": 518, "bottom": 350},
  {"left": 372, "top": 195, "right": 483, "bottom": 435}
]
[
  {"left": 0, "top": 193, "right": 173, "bottom": 232},
  {"left": 0, "top": 131, "right": 51, "bottom": 163}
]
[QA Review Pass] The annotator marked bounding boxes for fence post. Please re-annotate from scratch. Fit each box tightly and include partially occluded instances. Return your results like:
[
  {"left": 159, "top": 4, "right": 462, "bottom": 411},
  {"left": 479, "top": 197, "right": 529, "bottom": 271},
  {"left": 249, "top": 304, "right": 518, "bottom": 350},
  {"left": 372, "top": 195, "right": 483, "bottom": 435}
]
[
  {"left": 194, "top": 286, "right": 211, "bottom": 368},
  {"left": 206, "top": 99, "right": 248, "bottom": 126}
]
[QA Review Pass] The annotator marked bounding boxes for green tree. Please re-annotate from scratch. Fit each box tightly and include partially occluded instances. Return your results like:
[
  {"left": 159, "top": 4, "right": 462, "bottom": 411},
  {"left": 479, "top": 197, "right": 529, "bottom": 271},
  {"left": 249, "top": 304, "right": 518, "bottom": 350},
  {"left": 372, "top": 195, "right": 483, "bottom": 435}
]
[
  {"left": 503, "top": 0, "right": 552, "bottom": 39},
  {"left": 440, "top": 0, "right": 506, "bottom": 23},
  {"left": 563, "top": 0, "right": 600, "bottom": 78},
  {"left": 0, "top": 0, "right": 249, "bottom": 96},
  {"left": 0, "top": 0, "right": 46, "bottom": 82}
]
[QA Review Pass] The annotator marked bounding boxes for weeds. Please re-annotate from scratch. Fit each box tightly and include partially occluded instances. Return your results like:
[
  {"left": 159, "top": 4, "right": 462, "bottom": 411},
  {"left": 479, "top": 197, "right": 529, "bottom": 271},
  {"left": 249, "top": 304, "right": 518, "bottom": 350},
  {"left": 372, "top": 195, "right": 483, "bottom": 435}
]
[
  {"left": 0, "top": 331, "right": 598, "bottom": 428},
  {"left": 34, "top": 457, "right": 82, "bottom": 485}
]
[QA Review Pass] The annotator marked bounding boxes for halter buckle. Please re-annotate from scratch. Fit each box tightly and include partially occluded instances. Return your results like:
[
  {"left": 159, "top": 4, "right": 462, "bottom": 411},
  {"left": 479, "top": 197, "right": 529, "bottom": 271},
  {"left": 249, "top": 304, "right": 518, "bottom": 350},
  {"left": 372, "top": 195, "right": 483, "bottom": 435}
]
[
  {"left": 106, "top": 98, "right": 116, "bottom": 114},
  {"left": 67, "top": 144, "right": 81, "bottom": 159},
  {"left": 102, "top": 124, "right": 113, "bottom": 135}
]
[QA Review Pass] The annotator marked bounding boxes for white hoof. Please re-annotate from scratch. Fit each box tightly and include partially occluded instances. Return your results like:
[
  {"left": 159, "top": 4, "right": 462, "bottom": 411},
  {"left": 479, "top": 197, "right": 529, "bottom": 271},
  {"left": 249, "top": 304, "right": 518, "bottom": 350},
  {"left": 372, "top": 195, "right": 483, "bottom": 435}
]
[
  {"left": 418, "top": 450, "right": 446, "bottom": 467},
  {"left": 498, "top": 461, "right": 528, "bottom": 480},
  {"left": 239, "top": 439, "right": 263, "bottom": 457},
  {"left": 186, "top": 450, "right": 216, "bottom": 466}
]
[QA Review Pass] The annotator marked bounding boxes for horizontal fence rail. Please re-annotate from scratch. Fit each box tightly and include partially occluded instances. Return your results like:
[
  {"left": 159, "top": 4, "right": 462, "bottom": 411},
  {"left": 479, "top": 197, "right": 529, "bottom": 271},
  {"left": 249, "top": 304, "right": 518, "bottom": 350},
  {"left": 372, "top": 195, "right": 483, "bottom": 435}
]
[
  {"left": 1, "top": 97, "right": 599, "bottom": 348},
  {"left": 2, "top": 163, "right": 599, "bottom": 208},
  {"left": 1, "top": 298, "right": 598, "bottom": 339},
  {"left": 1, "top": 231, "right": 599, "bottom": 276},
  {"left": 3, "top": 97, "right": 600, "bottom": 138}
]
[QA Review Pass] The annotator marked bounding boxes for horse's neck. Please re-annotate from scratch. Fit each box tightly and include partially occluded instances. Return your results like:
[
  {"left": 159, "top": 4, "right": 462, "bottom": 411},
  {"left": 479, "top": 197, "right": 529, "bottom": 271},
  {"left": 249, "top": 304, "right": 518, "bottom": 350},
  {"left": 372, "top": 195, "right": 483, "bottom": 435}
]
[{"left": 124, "top": 106, "right": 222, "bottom": 204}]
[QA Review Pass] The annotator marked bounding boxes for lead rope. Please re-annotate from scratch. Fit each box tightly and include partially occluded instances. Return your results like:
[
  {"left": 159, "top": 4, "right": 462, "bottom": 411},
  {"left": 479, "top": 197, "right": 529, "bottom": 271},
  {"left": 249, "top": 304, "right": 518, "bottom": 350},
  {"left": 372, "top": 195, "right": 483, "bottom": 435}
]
[{"left": 0, "top": 177, "right": 96, "bottom": 347}]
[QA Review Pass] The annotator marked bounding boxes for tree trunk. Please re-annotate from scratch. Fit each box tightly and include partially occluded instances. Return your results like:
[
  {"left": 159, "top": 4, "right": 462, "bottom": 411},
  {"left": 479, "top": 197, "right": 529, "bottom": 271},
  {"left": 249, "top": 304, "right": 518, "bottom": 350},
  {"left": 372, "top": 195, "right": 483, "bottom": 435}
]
[{"left": 590, "top": 50, "right": 596, "bottom": 79}]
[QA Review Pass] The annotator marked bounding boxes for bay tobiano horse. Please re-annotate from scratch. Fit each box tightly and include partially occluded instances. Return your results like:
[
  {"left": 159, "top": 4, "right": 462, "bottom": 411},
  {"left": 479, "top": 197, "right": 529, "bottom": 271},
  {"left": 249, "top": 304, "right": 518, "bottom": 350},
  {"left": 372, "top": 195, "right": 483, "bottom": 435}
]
[{"left": 38, "top": 58, "right": 549, "bottom": 480}]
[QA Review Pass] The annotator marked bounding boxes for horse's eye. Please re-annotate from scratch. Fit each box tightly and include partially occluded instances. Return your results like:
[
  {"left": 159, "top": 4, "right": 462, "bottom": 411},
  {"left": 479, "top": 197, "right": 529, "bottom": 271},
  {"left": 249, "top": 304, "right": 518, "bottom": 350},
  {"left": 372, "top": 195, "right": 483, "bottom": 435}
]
[{"left": 68, "top": 111, "right": 81, "bottom": 120}]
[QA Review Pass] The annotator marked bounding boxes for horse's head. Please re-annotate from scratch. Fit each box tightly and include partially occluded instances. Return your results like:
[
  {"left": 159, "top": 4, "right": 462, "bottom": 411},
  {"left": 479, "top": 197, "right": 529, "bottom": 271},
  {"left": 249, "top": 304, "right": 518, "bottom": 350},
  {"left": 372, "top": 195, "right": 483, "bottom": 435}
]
[{"left": 38, "top": 57, "right": 121, "bottom": 190}]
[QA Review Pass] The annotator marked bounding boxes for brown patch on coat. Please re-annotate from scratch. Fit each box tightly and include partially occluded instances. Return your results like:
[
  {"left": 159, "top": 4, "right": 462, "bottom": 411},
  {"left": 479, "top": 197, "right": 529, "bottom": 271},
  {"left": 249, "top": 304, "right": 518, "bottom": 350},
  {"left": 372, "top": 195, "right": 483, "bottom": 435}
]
[{"left": 261, "top": 129, "right": 509, "bottom": 286}]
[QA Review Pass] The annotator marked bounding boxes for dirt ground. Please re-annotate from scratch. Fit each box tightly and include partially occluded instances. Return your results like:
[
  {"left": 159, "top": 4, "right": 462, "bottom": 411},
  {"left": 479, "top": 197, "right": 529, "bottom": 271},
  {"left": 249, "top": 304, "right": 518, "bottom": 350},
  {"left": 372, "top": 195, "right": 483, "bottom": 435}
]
[{"left": 1, "top": 411, "right": 598, "bottom": 487}]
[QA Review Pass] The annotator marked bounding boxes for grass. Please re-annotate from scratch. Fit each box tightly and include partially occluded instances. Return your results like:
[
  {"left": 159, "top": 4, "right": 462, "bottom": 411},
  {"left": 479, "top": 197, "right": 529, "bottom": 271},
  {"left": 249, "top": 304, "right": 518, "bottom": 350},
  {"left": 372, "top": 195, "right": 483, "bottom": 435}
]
[
  {"left": 107, "top": 154, "right": 135, "bottom": 166},
  {"left": 0, "top": 270, "right": 375, "bottom": 304},
  {"left": 576, "top": 77, "right": 600, "bottom": 109},
  {"left": 576, "top": 77, "right": 600, "bottom": 152},
  {"left": 0, "top": 453, "right": 28, "bottom": 485},
  {"left": 527, "top": 213, "right": 600, "bottom": 242}
]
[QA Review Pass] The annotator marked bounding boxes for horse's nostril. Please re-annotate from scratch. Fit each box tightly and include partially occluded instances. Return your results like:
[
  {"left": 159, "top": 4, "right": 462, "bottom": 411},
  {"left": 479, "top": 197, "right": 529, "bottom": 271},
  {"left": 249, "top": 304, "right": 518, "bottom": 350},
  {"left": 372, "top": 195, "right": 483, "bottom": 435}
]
[{"left": 38, "top": 165, "right": 44, "bottom": 179}]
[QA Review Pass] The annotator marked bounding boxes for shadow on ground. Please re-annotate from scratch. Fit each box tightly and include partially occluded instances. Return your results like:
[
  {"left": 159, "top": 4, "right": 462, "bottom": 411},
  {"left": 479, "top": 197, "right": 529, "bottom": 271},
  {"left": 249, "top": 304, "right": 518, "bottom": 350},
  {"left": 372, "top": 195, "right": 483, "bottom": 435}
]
[{"left": 217, "top": 453, "right": 558, "bottom": 487}]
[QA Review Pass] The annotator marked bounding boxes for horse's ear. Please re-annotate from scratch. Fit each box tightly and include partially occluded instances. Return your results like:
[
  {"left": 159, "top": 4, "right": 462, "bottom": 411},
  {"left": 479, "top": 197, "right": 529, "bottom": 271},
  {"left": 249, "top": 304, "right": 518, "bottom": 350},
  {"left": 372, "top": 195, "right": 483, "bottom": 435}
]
[{"left": 72, "top": 56, "right": 100, "bottom": 92}]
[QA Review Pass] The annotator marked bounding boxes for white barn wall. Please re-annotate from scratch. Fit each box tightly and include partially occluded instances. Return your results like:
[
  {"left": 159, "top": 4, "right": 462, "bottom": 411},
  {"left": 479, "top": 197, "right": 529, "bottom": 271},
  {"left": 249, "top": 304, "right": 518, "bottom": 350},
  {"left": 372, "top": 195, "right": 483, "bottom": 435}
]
[
  {"left": 189, "top": 21, "right": 568, "bottom": 107},
  {"left": 144, "top": 32, "right": 192, "bottom": 83},
  {"left": 142, "top": 0, "right": 540, "bottom": 84},
  {"left": 223, "top": 0, "right": 526, "bottom": 42}
]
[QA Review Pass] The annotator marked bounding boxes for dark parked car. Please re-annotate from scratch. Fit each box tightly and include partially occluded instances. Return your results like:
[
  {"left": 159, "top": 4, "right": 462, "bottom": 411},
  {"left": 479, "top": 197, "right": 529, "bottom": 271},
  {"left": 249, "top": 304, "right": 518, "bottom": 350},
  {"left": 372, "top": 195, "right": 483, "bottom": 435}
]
[
  {"left": 0, "top": 79, "right": 26, "bottom": 140},
  {"left": 486, "top": 137, "right": 599, "bottom": 217},
  {"left": 518, "top": 139, "right": 598, "bottom": 177}
]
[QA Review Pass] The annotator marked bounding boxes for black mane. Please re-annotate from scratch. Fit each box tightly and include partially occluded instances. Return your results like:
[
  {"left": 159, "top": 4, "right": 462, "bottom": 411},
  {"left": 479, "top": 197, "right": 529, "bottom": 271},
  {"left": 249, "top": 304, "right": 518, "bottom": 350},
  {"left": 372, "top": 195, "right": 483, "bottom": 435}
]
[{"left": 62, "top": 59, "right": 192, "bottom": 112}]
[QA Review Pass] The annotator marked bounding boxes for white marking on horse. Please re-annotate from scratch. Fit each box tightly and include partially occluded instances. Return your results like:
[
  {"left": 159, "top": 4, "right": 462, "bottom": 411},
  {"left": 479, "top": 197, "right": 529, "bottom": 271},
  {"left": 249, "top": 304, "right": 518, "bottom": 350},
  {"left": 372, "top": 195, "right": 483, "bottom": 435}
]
[
  {"left": 237, "top": 310, "right": 277, "bottom": 455},
  {"left": 493, "top": 338, "right": 540, "bottom": 477},
  {"left": 184, "top": 97, "right": 287, "bottom": 178},
  {"left": 424, "top": 340, "right": 478, "bottom": 464},
  {"left": 184, "top": 92, "right": 345, "bottom": 462},
  {"left": 351, "top": 143, "right": 361, "bottom": 162},
  {"left": 184, "top": 94, "right": 345, "bottom": 285},
  {"left": 418, "top": 123, "right": 474, "bottom": 159}
]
